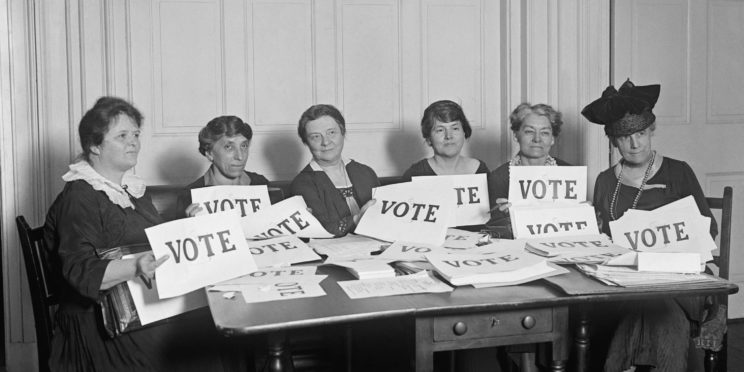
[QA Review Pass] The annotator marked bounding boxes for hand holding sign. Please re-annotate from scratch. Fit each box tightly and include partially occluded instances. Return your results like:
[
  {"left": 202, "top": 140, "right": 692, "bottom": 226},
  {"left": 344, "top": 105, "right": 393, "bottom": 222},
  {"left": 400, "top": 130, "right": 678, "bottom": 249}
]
[
  {"left": 146, "top": 210, "right": 258, "bottom": 298},
  {"left": 135, "top": 252, "right": 169, "bottom": 280}
]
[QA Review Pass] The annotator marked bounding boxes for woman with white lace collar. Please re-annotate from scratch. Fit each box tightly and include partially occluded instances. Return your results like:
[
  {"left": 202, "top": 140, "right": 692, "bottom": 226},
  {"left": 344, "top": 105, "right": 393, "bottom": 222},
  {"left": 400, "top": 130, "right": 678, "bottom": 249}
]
[{"left": 44, "top": 97, "right": 240, "bottom": 371}]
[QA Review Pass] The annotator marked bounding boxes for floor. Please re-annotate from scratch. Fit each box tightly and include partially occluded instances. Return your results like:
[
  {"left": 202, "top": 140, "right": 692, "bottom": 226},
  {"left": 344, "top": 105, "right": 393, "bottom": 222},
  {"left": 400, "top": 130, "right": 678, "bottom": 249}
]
[{"left": 728, "top": 319, "right": 744, "bottom": 371}]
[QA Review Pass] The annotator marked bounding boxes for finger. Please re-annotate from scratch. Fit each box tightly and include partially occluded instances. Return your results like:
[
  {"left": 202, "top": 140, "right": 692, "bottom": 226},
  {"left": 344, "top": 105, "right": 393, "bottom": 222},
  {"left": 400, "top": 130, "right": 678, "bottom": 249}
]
[
  {"left": 153, "top": 255, "right": 169, "bottom": 268},
  {"left": 495, "top": 198, "right": 509, "bottom": 204}
]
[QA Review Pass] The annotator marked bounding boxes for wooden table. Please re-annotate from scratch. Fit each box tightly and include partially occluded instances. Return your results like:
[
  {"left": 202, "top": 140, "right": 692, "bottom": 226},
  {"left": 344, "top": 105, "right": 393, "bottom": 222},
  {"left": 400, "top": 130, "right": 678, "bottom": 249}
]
[{"left": 206, "top": 266, "right": 737, "bottom": 372}]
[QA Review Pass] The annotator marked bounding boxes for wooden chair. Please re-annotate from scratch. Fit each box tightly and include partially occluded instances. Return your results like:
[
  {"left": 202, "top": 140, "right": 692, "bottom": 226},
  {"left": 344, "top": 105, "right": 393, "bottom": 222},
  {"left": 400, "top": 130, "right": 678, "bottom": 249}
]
[
  {"left": 703, "top": 186, "right": 733, "bottom": 372},
  {"left": 15, "top": 216, "right": 57, "bottom": 372}
]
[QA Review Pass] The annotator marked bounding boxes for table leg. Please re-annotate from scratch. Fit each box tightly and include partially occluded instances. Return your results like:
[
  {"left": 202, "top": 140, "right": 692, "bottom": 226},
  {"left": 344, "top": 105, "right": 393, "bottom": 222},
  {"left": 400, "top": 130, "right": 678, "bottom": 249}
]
[
  {"left": 415, "top": 318, "right": 434, "bottom": 372},
  {"left": 549, "top": 360, "right": 566, "bottom": 372},
  {"left": 574, "top": 306, "right": 590, "bottom": 372},
  {"left": 264, "top": 332, "right": 294, "bottom": 372}
]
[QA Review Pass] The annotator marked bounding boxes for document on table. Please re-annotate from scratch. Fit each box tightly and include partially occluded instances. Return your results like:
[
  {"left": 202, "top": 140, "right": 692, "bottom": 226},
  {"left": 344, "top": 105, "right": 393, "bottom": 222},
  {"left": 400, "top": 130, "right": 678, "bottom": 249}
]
[
  {"left": 337, "top": 271, "right": 453, "bottom": 299},
  {"left": 238, "top": 277, "right": 327, "bottom": 303},
  {"left": 308, "top": 234, "right": 388, "bottom": 260}
]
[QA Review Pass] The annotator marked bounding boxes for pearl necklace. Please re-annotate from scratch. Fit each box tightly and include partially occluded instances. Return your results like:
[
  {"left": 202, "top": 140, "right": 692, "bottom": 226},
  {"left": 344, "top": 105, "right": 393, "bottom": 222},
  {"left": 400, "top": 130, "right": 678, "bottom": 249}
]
[{"left": 609, "top": 151, "right": 656, "bottom": 221}]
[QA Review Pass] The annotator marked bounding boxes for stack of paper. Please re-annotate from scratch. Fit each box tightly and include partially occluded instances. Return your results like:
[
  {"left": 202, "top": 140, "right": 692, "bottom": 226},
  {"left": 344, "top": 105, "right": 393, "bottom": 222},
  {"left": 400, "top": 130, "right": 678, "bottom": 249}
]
[
  {"left": 507, "top": 166, "right": 599, "bottom": 239},
  {"left": 575, "top": 263, "right": 718, "bottom": 287},
  {"left": 425, "top": 248, "right": 565, "bottom": 287},
  {"left": 524, "top": 234, "right": 630, "bottom": 264},
  {"left": 337, "top": 271, "right": 453, "bottom": 299},
  {"left": 308, "top": 234, "right": 387, "bottom": 260}
]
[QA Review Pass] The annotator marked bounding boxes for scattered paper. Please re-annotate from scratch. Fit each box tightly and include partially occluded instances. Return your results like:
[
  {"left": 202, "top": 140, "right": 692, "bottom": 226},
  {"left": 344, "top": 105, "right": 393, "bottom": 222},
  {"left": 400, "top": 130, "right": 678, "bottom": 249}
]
[
  {"left": 510, "top": 204, "right": 599, "bottom": 239},
  {"left": 378, "top": 241, "right": 451, "bottom": 261},
  {"left": 209, "top": 266, "right": 318, "bottom": 291},
  {"left": 323, "top": 259, "right": 397, "bottom": 280},
  {"left": 337, "top": 271, "right": 452, "bottom": 299},
  {"left": 239, "top": 279, "right": 327, "bottom": 303},
  {"left": 444, "top": 228, "right": 489, "bottom": 250},
  {"left": 248, "top": 235, "right": 322, "bottom": 268}
]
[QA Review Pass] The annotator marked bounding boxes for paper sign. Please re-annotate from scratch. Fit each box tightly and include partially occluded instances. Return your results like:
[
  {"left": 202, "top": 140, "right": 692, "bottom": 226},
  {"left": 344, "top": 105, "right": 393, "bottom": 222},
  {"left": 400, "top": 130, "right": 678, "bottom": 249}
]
[
  {"left": 412, "top": 174, "right": 490, "bottom": 226},
  {"left": 609, "top": 197, "right": 716, "bottom": 262},
  {"left": 508, "top": 166, "right": 587, "bottom": 207},
  {"left": 378, "top": 241, "right": 452, "bottom": 261},
  {"left": 355, "top": 180, "right": 454, "bottom": 245},
  {"left": 190, "top": 185, "right": 271, "bottom": 217},
  {"left": 239, "top": 279, "right": 327, "bottom": 303},
  {"left": 337, "top": 271, "right": 452, "bottom": 299},
  {"left": 210, "top": 266, "right": 318, "bottom": 290},
  {"left": 146, "top": 210, "right": 258, "bottom": 298},
  {"left": 426, "top": 250, "right": 550, "bottom": 286},
  {"left": 524, "top": 234, "right": 612, "bottom": 256},
  {"left": 248, "top": 235, "right": 322, "bottom": 268},
  {"left": 510, "top": 204, "right": 599, "bottom": 239},
  {"left": 241, "top": 196, "right": 333, "bottom": 239},
  {"left": 123, "top": 254, "right": 207, "bottom": 325}
]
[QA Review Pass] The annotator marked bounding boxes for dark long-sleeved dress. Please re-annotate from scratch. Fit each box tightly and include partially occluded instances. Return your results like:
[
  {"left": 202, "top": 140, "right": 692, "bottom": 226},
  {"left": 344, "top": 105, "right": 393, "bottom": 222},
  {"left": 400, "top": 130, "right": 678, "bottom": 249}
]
[
  {"left": 592, "top": 156, "right": 716, "bottom": 372},
  {"left": 401, "top": 158, "right": 490, "bottom": 181},
  {"left": 44, "top": 180, "right": 241, "bottom": 372},
  {"left": 291, "top": 160, "right": 379, "bottom": 237}
]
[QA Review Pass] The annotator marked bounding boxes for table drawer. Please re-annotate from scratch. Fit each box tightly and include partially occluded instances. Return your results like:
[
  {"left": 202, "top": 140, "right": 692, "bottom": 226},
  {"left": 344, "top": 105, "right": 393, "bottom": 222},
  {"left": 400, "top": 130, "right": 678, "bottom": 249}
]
[{"left": 432, "top": 308, "right": 552, "bottom": 342}]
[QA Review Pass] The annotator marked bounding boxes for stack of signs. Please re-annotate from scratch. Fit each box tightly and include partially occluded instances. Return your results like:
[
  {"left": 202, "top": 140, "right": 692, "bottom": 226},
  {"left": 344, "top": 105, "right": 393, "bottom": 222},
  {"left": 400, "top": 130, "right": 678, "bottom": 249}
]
[
  {"left": 508, "top": 166, "right": 598, "bottom": 239},
  {"left": 209, "top": 266, "right": 327, "bottom": 303},
  {"left": 308, "top": 234, "right": 388, "bottom": 261},
  {"left": 524, "top": 234, "right": 629, "bottom": 264},
  {"left": 355, "top": 179, "right": 455, "bottom": 246},
  {"left": 608, "top": 195, "right": 716, "bottom": 273},
  {"left": 425, "top": 247, "right": 565, "bottom": 287}
]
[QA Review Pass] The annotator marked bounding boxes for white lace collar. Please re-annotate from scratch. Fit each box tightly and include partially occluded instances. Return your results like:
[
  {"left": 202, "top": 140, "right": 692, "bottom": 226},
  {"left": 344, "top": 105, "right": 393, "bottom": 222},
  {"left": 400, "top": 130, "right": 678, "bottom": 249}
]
[{"left": 62, "top": 161, "right": 146, "bottom": 209}]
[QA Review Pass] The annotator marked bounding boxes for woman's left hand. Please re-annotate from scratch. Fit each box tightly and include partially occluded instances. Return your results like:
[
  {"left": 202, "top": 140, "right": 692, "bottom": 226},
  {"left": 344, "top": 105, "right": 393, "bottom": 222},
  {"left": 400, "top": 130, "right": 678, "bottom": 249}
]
[
  {"left": 135, "top": 252, "right": 169, "bottom": 280},
  {"left": 353, "top": 198, "right": 377, "bottom": 225}
]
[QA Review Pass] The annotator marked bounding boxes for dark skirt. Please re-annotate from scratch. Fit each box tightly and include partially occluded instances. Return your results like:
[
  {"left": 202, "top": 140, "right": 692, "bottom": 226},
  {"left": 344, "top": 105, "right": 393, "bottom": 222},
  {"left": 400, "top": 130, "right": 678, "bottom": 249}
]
[{"left": 49, "top": 305, "right": 245, "bottom": 372}]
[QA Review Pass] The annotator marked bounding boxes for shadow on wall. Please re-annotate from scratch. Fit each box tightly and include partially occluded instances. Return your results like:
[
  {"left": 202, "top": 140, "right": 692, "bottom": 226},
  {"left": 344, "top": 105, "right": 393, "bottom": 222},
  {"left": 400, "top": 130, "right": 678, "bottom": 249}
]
[
  {"left": 155, "top": 147, "right": 205, "bottom": 185},
  {"left": 384, "top": 129, "right": 428, "bottom": 176},
  {"left": 467, "top": 130, "right": 502, "bottom": 169},
  {"left": 261, "top": 135, "right": 306, "bottom": 181}
]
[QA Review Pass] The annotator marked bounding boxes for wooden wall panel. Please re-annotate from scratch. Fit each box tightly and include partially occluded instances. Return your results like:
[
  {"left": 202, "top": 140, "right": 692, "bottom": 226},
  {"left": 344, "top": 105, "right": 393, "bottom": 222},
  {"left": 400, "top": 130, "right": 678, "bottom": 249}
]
[{"left": 707, "top": 0, "right": 744, "bottom": 123}]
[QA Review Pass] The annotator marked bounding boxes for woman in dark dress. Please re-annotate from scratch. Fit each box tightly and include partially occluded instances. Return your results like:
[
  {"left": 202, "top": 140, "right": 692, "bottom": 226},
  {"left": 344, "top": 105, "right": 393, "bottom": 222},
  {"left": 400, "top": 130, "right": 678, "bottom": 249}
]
[
  {"left": 402, "top": 100, "right": 489, "bottom": 181},
  {"left": 486, "top": 102, "right": 569, "bottom": 238},
  {"left": 178, "top": 115, "right": 269, "bottom": 217},
  {"left": 291, "top": 104, "right": 379, "bottom": 237},
  {"left": 583, "top": 79, "right": 717, "bottom": 372},
  {"left": 44, "top": 97, "right": 240, "bottom": 372}
]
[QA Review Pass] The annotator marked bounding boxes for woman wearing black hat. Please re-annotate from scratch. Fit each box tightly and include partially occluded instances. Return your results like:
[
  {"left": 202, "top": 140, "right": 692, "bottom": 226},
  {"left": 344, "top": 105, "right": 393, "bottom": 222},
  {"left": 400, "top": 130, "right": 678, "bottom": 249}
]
[{"left": 582, "top": 79, "right": 717, "bottom": 372}]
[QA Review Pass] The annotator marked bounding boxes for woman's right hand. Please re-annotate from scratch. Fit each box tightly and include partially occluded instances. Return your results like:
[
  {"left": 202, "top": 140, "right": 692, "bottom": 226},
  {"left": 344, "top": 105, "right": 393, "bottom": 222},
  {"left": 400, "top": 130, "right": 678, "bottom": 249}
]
[
  {"left": 185, "top": 202, "right": 203, "bottom": 217},
  {"left": 491, "top": 198, "right": 512, "bottom": 214}
]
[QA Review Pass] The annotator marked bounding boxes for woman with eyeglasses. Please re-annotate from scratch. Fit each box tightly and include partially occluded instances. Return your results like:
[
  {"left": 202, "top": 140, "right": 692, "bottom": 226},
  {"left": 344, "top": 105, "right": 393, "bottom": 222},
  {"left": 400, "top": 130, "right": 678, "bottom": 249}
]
[{"left": 290, "top": 104, "right": 379, "bottom": 237}]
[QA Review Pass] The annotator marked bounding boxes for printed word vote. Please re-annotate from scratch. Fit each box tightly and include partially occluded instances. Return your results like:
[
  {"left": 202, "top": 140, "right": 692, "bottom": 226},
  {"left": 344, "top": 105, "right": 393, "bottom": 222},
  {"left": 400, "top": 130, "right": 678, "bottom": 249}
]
[
  {"left": 252, "top": 211, "right": 310, "bottom": 240},
  {"left": 249, "top": 241, "right": 298, "bottom": 255},
  {"left": 518, "top": 179, "right": 578, "bottom": 200},
  {"left": 443, "top": 255, "right": 518, "bottom": 268},
  {"left": 165, "top": 230, "right": 236, "bottom": 264},
  {"left": 623, "top": 222, "right": 689, "bottom": 250},
  {"left": 525, "top": 221, "right": 589, "bottom": 235},
  {"left": 380, "top": 200, "right": 440, "bottom": 222},
  {"left": 203, "top": 198, "right": 262, "bottom": 217}
]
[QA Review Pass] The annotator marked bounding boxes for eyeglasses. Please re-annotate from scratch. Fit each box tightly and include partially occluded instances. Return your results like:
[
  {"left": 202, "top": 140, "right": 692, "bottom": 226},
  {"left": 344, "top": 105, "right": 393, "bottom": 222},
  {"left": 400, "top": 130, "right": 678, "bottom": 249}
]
[{"left": 307, "top": 128, "right": 341, "bottom": 144}]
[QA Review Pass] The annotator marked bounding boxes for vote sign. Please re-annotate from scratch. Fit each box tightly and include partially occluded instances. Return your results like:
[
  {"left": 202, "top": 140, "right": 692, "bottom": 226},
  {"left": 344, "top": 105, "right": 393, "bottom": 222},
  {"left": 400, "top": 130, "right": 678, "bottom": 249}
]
[
  {"left": 248, "top": 235, "right": 322, "bottom": 268},
  {"left": 510, "top": 204, "right": 599, "bottom": 239},
  {"left": 508, "top": 166, "right": 587, "bottom": 207},
  {"left": 412, "top": 174, "right": 490, "bottom": 226},
  {"left": 190, "top": 185, "right": 271, "bottom": 217},
  {"left": 241, "top": 196, "right": 333, "bottom": 239},
  {"left": 355, "top": 180, "right": 454, "bottom": 246},
  {"left": 146, "top": 210, "right": 257, "bottom": 298}
]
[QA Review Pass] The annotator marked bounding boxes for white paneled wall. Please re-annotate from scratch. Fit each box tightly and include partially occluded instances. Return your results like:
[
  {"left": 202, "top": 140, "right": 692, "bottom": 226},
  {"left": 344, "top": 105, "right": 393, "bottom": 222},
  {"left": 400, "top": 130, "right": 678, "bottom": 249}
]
[{"left": 1, "top": 0, "right": 609, "bottom": 370}]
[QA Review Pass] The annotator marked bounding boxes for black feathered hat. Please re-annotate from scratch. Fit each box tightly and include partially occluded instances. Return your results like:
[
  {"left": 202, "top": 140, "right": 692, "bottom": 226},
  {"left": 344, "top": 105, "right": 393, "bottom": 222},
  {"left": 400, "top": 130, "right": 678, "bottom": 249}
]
[{"left": 581, "top": 79, "right": 660, "bottom": 137}]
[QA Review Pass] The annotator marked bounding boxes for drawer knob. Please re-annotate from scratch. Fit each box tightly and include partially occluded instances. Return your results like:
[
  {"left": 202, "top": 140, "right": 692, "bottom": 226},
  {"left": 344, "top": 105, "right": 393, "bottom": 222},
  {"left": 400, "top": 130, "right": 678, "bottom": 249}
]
[
  {"left": 522, "top": 315, "right": 536, "bottom": 329},
  {"left": 452, "top": 321, "right": 468, "bottom": 336}
]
